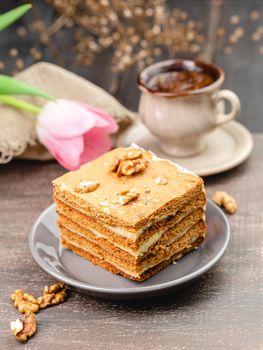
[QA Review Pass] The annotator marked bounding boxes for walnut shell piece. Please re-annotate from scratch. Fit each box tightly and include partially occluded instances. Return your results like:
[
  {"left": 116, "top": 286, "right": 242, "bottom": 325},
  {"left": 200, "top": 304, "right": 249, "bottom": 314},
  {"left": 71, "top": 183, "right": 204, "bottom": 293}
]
[
  {"left": 11, "top": 290, "right": 39, "bottom": 314},
  {"left": 11, "top": 312, "right": 37, "bottom": 342},
  {"left": 37, "top": 282, "right": 67, "bottom": 309}
]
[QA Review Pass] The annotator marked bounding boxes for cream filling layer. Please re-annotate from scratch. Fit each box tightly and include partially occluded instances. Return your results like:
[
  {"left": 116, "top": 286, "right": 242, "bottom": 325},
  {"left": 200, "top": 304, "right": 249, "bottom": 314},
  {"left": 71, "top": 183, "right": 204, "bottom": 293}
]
[
  {"left": 56, "top": 195, "right": 180, "bottom": 240},
  {"left": 59, "top": 204, "right": 204, "bottom": 257},
  {"left": 62, "top": 222, "right": 161, "bottom": 257},
  {"left": 62, "top": 233, "right": 199, "bottom": 278},
  {"left": 61, "top": 216, "right": 198, "bottom": 258},
  {"left": 55, "top": 195, "right": 205, "bottom": 241}
]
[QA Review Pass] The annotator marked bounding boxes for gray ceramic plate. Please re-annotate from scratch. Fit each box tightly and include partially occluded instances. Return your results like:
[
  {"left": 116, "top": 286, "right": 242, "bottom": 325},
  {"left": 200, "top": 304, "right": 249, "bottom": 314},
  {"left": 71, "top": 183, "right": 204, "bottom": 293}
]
[{"left": 29, "top": 200, "right": 230, "bottom": 300}]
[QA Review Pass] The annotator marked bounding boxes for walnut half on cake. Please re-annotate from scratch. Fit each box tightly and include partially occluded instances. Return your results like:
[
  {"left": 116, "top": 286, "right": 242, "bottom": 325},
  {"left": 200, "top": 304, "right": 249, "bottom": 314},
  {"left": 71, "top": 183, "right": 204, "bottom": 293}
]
[{"left": 52, "top": 146, "right": 207, "bottom": 281}]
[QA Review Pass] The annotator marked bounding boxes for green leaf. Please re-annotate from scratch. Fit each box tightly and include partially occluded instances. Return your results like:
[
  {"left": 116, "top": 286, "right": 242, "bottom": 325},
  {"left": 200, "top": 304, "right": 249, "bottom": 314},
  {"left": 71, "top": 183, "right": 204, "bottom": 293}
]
[
  {"left": 0, "top": 4, "right": 32, "bottom": 31},
  {"left": 0, "top": 75, "right": 54, "bottom": 100}
]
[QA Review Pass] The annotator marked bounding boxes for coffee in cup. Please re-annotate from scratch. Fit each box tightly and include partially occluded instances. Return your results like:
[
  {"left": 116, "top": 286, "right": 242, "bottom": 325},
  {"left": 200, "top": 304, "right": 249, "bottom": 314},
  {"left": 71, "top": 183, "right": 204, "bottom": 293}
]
[{"left": 138, "top": 59, "right": 240, "bottom": 157}]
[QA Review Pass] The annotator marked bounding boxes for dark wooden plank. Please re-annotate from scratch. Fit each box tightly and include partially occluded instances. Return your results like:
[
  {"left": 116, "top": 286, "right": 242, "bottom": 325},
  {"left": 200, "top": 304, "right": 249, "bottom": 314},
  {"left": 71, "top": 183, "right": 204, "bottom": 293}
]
[{"left": 0, "top": 135, "right": 262, "bottom": 349}]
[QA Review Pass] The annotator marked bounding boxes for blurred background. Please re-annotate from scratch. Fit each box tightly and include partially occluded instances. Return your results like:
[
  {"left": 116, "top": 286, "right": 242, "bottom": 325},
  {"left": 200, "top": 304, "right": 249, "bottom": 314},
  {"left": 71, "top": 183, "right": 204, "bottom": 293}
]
[{"left": 0, "top": 0, "right": 262, "bottom": 131}]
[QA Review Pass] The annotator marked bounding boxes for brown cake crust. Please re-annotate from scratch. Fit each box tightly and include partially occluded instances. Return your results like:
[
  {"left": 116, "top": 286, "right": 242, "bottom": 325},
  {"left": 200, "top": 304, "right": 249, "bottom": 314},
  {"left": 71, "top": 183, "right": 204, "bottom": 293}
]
[{"left": 53, "top": 147, "right": 204, "bottom": 230}]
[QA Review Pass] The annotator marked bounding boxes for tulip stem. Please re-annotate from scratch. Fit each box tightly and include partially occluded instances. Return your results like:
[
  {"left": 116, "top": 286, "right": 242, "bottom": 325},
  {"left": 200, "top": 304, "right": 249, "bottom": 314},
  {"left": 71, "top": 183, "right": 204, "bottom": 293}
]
[{"left": 0, "top": 95, "right": 41, "bottom": 115}]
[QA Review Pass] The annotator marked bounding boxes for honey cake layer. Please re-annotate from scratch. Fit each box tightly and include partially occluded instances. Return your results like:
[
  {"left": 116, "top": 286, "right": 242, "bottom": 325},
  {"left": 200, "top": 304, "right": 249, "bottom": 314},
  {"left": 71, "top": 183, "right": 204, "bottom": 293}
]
[
  {"left": 57, "top": 208, "right": 205, "bottom": 258},
  {"left": 59, "top": 221, "right": 206, "bottom": 278},
  {"left": 54, "top": 193, "right": 206, "bottom": 243},
  {"left": 61, "top": 236, "right": 204, "bottom": 281},
  {"left": 53, "top": 146, "right": 205, "bottom": 230}
]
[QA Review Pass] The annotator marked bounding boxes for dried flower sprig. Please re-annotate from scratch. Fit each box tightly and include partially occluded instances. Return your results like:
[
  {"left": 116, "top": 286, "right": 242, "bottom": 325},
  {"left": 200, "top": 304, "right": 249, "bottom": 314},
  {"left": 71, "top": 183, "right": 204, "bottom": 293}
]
[{"left": 31, "top": 0, "right": 205, "bottom": 81}]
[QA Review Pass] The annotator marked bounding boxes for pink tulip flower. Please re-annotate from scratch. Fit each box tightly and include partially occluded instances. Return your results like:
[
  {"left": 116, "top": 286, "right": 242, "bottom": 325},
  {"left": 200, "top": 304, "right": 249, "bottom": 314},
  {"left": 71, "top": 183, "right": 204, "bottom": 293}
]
[{"left": 36, "top": 99, "right": 118, "bottom": 170}]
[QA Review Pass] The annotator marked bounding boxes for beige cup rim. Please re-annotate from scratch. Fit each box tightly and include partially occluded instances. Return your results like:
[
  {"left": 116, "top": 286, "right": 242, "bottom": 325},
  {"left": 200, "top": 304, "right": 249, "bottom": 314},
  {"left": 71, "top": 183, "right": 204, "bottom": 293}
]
[{"left": 137, "top": 59, "right": 225, "bottom": 98}]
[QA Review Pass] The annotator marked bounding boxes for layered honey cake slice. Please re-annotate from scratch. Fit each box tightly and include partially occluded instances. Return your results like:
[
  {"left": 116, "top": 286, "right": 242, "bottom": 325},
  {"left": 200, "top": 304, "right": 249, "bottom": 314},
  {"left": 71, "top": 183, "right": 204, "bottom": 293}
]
[{"left": 52, "top": 146, "right": 206, "bottom": 281}]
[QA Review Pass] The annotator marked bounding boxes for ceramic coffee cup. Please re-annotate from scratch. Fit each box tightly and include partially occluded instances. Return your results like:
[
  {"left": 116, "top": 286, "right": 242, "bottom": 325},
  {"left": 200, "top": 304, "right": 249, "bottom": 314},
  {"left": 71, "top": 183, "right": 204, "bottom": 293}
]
[{"left": 137, "top": 59, "right": 240, "bottom": 157}]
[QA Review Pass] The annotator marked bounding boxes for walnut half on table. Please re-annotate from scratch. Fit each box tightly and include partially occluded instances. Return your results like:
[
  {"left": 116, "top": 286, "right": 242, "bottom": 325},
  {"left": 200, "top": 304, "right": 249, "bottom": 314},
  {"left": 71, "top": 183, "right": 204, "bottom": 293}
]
[
  {"left": 212, "top": 191, "right": 237, "bottom": 214},
  {"left": 10, "top": 290, "right": 39, "bottom": 314},
  {"left": 37, "top": 282, "right": 67, "bottom": 309}
]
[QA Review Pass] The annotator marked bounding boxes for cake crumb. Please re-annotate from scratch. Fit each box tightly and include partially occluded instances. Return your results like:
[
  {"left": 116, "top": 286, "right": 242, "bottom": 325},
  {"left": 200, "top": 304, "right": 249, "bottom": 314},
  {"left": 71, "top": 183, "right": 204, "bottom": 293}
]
[
  {"left": 99, "top": 201, "right": 110, "bottom": 207},
  {"left": 155, "top": 176, "right": 168, "bottom": 185},
  {"left": 60, "top": 183, "right": 67, "bottom": 191}
]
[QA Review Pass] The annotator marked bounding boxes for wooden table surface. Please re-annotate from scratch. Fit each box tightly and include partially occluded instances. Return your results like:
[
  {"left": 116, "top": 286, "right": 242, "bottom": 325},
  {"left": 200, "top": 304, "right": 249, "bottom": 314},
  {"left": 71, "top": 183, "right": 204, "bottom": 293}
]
[{"left": 0, "top": 134, "right": 262, "bottom": 350}]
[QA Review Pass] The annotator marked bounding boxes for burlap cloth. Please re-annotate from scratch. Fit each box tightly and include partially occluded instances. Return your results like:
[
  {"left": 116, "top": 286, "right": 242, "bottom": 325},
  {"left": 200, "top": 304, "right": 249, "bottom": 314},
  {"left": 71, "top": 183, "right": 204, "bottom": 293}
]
[{"left": 0, "top": 62, "right": 136, "bottom": 164}]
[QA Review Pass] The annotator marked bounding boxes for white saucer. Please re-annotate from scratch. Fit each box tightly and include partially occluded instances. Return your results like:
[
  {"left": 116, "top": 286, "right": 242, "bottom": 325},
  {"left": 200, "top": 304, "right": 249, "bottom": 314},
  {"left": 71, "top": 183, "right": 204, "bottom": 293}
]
[{"left": 116, "top": 120, "right": 253, "bottom": 176}]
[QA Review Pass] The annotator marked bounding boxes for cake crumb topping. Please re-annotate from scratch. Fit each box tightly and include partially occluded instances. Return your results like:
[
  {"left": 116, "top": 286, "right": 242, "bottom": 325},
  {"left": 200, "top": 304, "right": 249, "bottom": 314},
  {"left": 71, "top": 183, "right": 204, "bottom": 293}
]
[
  {"left": 74, "top": 181, "right": 100, "bottom": 193},
  {"left": 60, "top": 183, "right": 67, "bottom": 191},
  {"left": 99, "top": 201, "right": 110, "bottom": 207},
  {"left": 155, "top": 177, "right": 168, "bottom": 185}
]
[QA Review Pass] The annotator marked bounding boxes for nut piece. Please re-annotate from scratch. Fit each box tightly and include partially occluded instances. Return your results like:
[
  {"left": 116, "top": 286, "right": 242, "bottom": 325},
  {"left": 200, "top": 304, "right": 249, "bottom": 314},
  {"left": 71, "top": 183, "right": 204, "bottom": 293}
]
[
  {"left": 126, "top": 148, "right": 142, "bottom": 160},
  {"left": 110, "top": 149, "right": 148, "bottom": 176},
  {"left": 109, "top": 156, "right": 122, "bottom": 172},
  {"left": 133, "top": 158, "right": 149, "bottom": 173},
  {"left": 155, "top": 176, "right": 168, "bottom": 185},
  {"left": 118, "top": 189, "right": 139, "bottom": 205},
  {"left": 37, "top": 282, "right": 67, "bottom": 309},
  {"left": 119, "top": 158, "right": 148, "bottom": 176},
  {"left": 11, "top": 312, "right": 37, "bottom": 342},
  {"left": 74, "top": 181, "right": 100, "bottom": 193},
  {"left": 119, "top": 160, "right": 136, "bottom": 176},
  {"left": 11, "top": 290, "right": 39, "bottom": 314},
  {"left": 212, "top": 191, "right": 237, "bottom": 214}
]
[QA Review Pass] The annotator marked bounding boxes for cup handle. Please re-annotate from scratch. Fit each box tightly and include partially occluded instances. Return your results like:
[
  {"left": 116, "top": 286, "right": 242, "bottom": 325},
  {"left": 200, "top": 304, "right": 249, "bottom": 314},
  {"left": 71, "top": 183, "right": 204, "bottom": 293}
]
[{"left": 212, "top": 89, "right": 241, "bottom": 126}]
